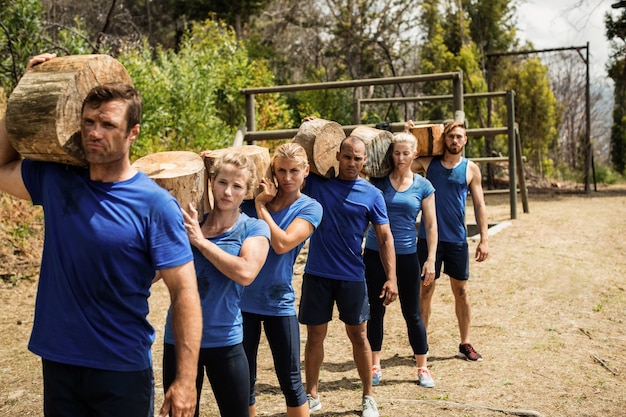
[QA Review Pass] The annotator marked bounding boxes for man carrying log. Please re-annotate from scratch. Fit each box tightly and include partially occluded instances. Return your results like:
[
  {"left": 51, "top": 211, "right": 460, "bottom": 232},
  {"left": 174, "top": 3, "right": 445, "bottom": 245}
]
[
  {"left": 298, "top": 135, "right": 398, "bottom": 417},
  {"left": 0, "top": 54, "right": 202, "bottom": 417},
  {"left": 408, "top": 120, "right": 489, "bottom": 362}
]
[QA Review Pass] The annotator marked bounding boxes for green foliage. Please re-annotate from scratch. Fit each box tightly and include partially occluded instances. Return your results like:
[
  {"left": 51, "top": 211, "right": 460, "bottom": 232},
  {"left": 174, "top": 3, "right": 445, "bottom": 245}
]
[
  {"left": 504, "top": 58, "right": 559, "bottom": 177},
  {"left": 119, "top": 18, "right": 294, "bottom": 159},
  {"left": 594, "top": 162, "right": 624, "bottom": 184},
  {"left": 0, "top": 0, "right": 91, "bottom": 92}
]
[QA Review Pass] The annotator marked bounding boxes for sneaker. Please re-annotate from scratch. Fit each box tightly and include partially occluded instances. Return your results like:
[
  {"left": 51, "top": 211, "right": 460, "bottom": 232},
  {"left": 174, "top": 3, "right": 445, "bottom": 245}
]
[
  {"left": 371, "top": 365, "right": 382, "bottom": 386},
  {"left": 362, "top": 395, "right": 379, "bottom": 417},
  {"left": 417, "top": 367, "right": 435, "bottom": 388},
  {"left": 307, "top": 394, "right": 322, "bottom": 412},
  {"left": 458, "top": 343, "right": 483, "bottom": 361}
]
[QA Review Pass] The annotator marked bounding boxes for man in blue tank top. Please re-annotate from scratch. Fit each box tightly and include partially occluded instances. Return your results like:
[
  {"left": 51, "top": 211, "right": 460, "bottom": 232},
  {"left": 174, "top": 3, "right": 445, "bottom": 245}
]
[
  {"left": 410, "top": 120, "right": 489, "bottom": 362},
  {"left": 0, "top": 54, "right": 202, "bottom": 417}
]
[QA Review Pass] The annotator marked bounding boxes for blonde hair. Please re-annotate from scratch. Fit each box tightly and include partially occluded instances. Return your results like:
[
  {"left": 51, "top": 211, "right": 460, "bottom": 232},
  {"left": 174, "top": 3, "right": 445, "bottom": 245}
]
[
  {"left": 272, "top": 142, "right": 309, "bottom": 170},
  {"left": 392, "top": 132, "right": 417, "bottom": 152},
  {"left": 213, "top": 150, "right": 258, "bottom": 192}
]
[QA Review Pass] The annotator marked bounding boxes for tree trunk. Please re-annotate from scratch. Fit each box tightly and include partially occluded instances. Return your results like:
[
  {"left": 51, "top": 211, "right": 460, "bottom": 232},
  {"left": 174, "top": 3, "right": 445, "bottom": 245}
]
[
  {"left": 351, "top": 125, "right": 394, "bottom": 178},
  {"left": 5, "top": 54, "right": 133, "bottom": 167},
  {"left": 202, "top": 145, "right": 271, "bottom": 202},
  {"left": 132, "top": 151, "right": 205, "bottom": 219},
  {"left": 410, "top": 124, "right": 445, "bottom": 157},
  {"left": 292, "top": 118, "right": 345, "bottom": 178}
]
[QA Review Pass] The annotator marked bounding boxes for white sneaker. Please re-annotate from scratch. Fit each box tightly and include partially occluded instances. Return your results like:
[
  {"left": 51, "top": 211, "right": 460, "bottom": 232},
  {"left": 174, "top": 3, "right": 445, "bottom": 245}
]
[
  {"left": 362, "top": 395, "right": 379, "bottom": 417},
  {"left": 307, "top": 394, "right": 322, "bottom": 412}
]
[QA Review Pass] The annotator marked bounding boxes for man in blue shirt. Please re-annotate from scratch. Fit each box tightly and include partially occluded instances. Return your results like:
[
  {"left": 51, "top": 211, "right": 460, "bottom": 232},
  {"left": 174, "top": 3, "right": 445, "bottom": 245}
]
[
  {"left": 0, "top": 54, "right": 202, "bottom": 417},
  {"left": 298, "top": 135, "right": 397, "bottom": 417}
]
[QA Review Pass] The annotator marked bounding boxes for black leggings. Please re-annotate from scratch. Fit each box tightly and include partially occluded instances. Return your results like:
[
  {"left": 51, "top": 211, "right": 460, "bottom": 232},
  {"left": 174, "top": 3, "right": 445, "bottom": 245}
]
[
  {"left": 364, "top": 249, "right": 428, "bottom": 355},
  {"left": 163, "top": 342, "right": 250, "bottom": 417}
]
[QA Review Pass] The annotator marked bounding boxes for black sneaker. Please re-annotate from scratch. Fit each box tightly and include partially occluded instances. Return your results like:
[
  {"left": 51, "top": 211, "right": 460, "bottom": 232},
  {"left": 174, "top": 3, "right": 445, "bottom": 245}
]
[{"left": 458, "top": 343, "right": 483, "bottom": 361}]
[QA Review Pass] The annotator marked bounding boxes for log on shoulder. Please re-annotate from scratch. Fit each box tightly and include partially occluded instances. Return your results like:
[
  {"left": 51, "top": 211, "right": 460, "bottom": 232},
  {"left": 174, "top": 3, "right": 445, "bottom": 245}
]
[
  {"left": 292, "top": 118, "right": 344, "bottom": 178},
  {"left": 133, "top": 151, "right": 205, "bottom": 218},
  {"left": 410, "top": 124, "right": 444, "bottom": 157},
  {"left": 5, "top": 54, "right": 133, "bottom": 166},
  {"left": 350, "top": 125, "right": 394, "bottom": 178}
]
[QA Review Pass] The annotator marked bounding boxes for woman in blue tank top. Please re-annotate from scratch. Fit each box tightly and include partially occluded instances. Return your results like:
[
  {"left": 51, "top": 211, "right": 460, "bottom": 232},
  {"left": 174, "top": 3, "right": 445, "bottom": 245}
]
[{"left": 364, "top": 132, "right": 438, "bottom": 388}]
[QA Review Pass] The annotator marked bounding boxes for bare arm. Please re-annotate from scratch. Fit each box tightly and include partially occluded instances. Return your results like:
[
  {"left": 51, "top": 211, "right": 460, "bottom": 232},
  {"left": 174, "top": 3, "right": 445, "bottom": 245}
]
[
  {"left": 420, "top": 193, "right": 438, "bottom": 286},
  {"left": 255, "top": 179, "right": 314, "bottom": 254},
  {"left": 183, "top": 204, "right": 270, "bottom": 286},
  {"left": 467, "top": 161, "right": 489, "bottom": 262},
  {"left": 0, "top": 54, "right": 57, "bottom": 200},
  {"left": 372, "top": 223, "right": 398, "bottom": 306},
  {"left": 158, "top": 261, "right": 202, "bottom": 417}
]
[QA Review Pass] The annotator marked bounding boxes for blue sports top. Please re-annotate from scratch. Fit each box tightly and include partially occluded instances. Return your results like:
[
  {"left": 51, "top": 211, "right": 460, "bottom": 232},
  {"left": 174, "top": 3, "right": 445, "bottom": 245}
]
[
  {"left": 418, "top": 157, "right": 469, "bottom": 243},
  {"left": 22, "top": 159, "right": 193, "bottom": 372},
  {"left": 164, "top": 213, "right": 270, "bottom": 348},
  {"left": 365, "top": 174, "right": 435, "bottom": 254},
  {"left": 302, "top": 174, "right": 388, "bottom": 282},
  {"left": 240, "top": 194, "right": 322, "bottom": 316}
]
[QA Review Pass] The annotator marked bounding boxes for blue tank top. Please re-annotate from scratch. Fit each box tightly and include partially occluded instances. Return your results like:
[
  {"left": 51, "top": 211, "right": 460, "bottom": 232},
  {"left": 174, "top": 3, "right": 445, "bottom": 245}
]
[{"left": 417, "top": 157, "right": 468, "bottom": 243}]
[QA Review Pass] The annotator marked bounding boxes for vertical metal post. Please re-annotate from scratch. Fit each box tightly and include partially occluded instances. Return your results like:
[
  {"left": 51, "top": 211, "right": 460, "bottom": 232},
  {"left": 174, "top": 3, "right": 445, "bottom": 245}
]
[
  {"left": 507, "top": 90, "right": 517, "bottom": 219},
  {"left": 245, "top": 94, "right": 256, "bottom": 145},
  {"left": 452, "top": 71, "right": 465, "bottom": 123},
  {"left": 584, "top": 42, "right": 592, "bottom": 193},
  {"left": 353, "top": 98, "right": 361, "bottom": 125}
]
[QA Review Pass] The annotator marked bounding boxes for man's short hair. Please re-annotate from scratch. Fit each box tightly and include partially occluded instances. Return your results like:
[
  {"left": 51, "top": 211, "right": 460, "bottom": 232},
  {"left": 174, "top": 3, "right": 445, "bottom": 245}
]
[
  {"left": 82, "top": 83, "right": 142, "bottom": 132},
  {"left": 339, "top": 135, "right": 366, "bottom": 153},
  {"left": 442, "top": 120, "right": 466, "bottom": 138}
]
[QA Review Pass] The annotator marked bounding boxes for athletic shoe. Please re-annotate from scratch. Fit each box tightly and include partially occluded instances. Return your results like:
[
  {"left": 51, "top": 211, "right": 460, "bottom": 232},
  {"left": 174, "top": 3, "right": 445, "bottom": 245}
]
[
  {"left": 417, "top": 367, "right": 435, "bottom": 388},
  {"left": 458, "top": 343, "right": 483, "bottom": 361},
  {"left": 362, "top": 395, "right": 379, "bottom": 417},
  {"left": 307, "top": 394, "right": 322, "bottom": 412},
  {"left": 372, "top": 365, "right": 382, "bottom": 386}
]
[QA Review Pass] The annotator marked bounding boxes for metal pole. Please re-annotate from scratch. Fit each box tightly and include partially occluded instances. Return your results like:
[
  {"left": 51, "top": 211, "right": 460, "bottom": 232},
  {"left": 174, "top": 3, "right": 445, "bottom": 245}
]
[
  {"left": 245, "top": 94, "right": 256, "bottom": 144},
  {"left": 507, "top": 90, "right": 517, "bottom": 219},
  {"left": 584, "top": 42, "right": 592, "bottom": 193},
  {"left": 452, "top": 71, "right": 465, "bottom": 122}
]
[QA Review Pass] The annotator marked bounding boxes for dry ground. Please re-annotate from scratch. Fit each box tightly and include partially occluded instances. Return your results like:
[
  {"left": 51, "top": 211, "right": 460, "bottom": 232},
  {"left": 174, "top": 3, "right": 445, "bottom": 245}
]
[{"left": 1, "top": 184, "right": 625, "bottom": 417}]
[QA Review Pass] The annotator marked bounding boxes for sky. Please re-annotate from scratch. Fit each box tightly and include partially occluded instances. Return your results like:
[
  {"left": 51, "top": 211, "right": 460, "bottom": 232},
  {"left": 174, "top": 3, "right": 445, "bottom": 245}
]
[{"left": 516, "top": 0, "right": 617, "bottom": 78}]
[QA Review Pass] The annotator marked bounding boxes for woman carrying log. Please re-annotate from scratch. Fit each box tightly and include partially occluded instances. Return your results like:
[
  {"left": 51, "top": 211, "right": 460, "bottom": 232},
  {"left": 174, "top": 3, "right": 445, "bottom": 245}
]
[
  {"left": 240, "top": 142, "right": 323, "bottom": 417},
  {"left": 162, "top": 151, "right": 270, "bottom": 417},
  {"left": 363, "top": 132, "right": 438, "bottom": 388}
]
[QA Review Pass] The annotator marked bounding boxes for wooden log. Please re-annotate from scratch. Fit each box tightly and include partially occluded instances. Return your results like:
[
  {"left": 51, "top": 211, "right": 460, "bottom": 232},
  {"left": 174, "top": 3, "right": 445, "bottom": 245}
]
[
  {"left": 202, "top": 145, "right": 271, "bottom": 201},
  {"left": 5, "top": 54, "right": 133, "bottom": 167},
  {"left": 410, "top": 124, "right": 445, "bottom": 156},
  {"left": 132, "top": 151, "right": 205, "bottom": 219},
  {"left": 292, "top": 118, "right": 344, "bottom": 178},
  {"left": 350, "top": 125, "right": 394, "bottom": 178}
]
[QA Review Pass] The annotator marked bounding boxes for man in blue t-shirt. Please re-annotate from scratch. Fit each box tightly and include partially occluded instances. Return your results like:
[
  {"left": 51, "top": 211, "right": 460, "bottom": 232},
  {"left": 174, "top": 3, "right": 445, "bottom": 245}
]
[
  {"left": 0, "top": 54, "right": 202, "bottom": 417},
  {"left": 410, "top": 120, "right": 489, "bottom": 362},
  {"left": 299, "top": 135, "right": 397, "bottom": 417}
]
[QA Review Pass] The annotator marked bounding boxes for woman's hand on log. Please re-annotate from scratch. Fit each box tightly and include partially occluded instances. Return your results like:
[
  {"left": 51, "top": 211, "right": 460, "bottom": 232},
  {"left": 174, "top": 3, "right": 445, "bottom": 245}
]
[
  {"left": 255, "top": 178, "right": 277, "bottom": 205},
  {"left": 404, "top": 119, "right": 416, "bottom": 133},
  {"left": 302, "top": 115, "right": 317, "bottom": 123},
  {"left": 26, "top": 53, "right": 57, "bottom": 71}
]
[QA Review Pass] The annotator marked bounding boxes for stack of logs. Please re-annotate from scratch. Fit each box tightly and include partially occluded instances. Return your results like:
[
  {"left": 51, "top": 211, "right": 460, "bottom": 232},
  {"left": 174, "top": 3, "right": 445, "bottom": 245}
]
[{"left": 5, "top": 54, "right": 446, "bottom": 214}]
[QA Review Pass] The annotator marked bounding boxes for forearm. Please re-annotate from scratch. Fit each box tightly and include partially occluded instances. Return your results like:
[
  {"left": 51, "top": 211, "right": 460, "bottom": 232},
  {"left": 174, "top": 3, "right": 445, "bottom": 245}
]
[
  {"left": 169, "top": 289, "right": 202, "bottom": 382},
  {"left": 425, "top": 222, "right": 438, "bottom": 262},
  {"left": 194, "top": 239, "right": 257, "bottom": 285}
]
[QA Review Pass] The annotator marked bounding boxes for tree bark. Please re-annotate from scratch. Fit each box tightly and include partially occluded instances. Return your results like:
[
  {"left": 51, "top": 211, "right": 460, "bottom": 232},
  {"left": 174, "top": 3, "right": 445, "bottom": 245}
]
[
  {"left": 292, "top": 118, "right": 345, "bottom": 178},
  {"left": 351, "top": 125, "right": 394, "bottom": 178},
  {"left": 132, "top": 151, "right": 205, "bottom": 219},
  {"left": 5, "top": 54, "right": 133, "bottom": 166},
  {"left": 410, "top": 124, "right": 445, "bottom": 157}
]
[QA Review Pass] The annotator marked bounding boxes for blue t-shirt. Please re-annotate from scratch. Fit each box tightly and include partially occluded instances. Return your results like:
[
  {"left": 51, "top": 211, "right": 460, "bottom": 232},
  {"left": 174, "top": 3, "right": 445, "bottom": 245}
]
[
  {"left": 164, "top": 213, "right": 270, "bottom": 348},
  {"left": 302, "top": 174, "right": 388, "bottom": 282},
  {"left": 418, "top": 157, "right": 469, "bottom": 243},
  {"left": 240, "top": 195, "right": 323, "bottom": 316},
  {"left": 22, "top": 159, "right": 193, "bottom": 372},
  {"left": 365, "top": 174, "right": 435, "bottom": 254}
]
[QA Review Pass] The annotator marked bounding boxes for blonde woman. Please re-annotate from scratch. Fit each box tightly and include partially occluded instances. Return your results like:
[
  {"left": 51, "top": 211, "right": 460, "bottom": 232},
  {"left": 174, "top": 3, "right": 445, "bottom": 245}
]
[
  {"left": 364, "top": 132, "right": 438, "bottom": 387},
  {"left": 163, "top": 151, "right": 270, "bottom": 417},
  {"left": 241, "top": 143, "right": 322, "bottom": 417}
]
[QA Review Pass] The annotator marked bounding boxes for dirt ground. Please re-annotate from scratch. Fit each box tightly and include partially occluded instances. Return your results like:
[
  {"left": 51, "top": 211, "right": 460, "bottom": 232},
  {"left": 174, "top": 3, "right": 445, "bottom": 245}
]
[{"left": 0, "top": 184, "right": 625, "bottom": 417}]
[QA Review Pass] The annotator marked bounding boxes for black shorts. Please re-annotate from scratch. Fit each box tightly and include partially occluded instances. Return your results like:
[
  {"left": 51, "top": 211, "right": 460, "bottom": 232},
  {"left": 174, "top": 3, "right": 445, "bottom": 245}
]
[
  {"left": 298, "top": 273, "right": 370, "bottom": 326},
  {"left": 417, "top": 239, "right": 470, "bottom": 281}
]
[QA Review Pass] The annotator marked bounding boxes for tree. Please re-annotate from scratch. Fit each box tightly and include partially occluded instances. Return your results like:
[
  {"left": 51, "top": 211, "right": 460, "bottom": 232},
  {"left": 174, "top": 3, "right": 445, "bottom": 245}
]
[{"left": 606, "top": 7, "right": 626, "bottom": 174}]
